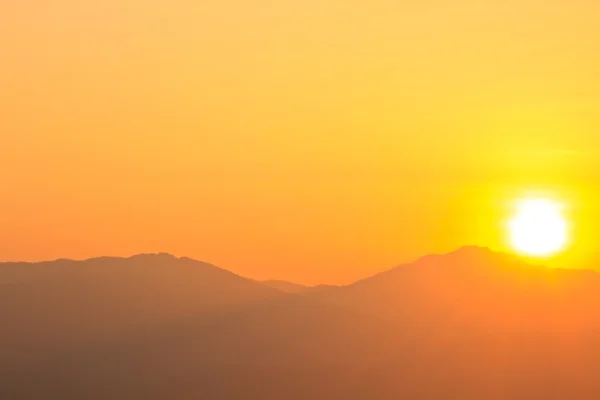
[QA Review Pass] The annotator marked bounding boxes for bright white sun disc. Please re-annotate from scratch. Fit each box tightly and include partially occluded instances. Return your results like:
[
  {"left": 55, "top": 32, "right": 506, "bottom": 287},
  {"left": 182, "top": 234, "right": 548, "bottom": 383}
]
[{"left": 508, "top": 198, "right": 568, "bottom": 257}]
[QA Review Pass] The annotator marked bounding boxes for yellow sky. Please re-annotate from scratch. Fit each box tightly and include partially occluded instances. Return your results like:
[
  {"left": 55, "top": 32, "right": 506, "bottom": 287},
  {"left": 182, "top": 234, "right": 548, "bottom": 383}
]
[{"left": 1, "top": 0, "right": 599, "bottom": 284}]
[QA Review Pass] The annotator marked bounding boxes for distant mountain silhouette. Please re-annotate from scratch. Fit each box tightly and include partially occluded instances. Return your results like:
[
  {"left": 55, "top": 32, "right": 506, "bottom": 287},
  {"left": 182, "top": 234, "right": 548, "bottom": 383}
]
[
  {"left": 0, "top": 253, "right": 388, "bottom": 399},
  {"left": 312, "top": 246, "right": 600, "bottom": 333},
  {"left": 0, "top": 253, "right": 282, "bottom": 371},
  {"left": 3, "top": 248, "right": 600, "bottom": 399},
  {"left": 262, "top": 280, "right": 339, "bottom": 294},
  {"left": 262, "top": 279, "right": 309, "bottom": 293}
]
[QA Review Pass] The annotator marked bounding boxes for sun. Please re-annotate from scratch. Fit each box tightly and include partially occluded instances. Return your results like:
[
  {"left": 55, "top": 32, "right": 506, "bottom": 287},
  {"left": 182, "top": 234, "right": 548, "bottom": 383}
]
[{"left": 508, "top": 198, "right": 568, "bottom": 257}]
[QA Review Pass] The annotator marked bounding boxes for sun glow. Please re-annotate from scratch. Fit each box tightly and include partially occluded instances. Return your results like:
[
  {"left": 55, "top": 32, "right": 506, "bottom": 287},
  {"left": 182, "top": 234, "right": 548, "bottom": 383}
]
[{"left": 508, "top": 198, "right": 569, "bottom": 257}]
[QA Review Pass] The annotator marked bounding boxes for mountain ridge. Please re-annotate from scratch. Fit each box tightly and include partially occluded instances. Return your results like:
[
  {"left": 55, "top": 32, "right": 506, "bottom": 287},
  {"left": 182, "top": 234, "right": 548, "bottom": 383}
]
[
  {"left": 3, "top": 246, "right": 600, "bottom": 399},
  {"left": 5, "top": 246, "right": 597, "bottom": 287}
]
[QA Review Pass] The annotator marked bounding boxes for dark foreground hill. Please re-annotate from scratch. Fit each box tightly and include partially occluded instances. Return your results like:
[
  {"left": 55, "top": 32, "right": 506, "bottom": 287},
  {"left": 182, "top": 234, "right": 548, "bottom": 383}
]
[{"left": 2, "top": 249, "right": 600, "bottom": 399}]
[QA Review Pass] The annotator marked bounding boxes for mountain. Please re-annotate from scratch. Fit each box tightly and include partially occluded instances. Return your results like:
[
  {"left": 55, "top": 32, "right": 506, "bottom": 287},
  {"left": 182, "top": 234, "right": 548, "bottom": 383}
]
[
  {"left": 262, "top": 279, "right": 309, "bottom": 293},
  {"left": 0, "top": 253, "right": 390, "bottom": 399},
  {"left": 0, "top": 253, "right": 283, "bottom": 368},
  {"left": 4, "top": 248, "right": 600, "bottom": 399},
  {"left": 298, "top": 246, "right": 600, "bottom": 398},
  {"left": 311, "top": 246, "right": 600, "bottom": 333}
]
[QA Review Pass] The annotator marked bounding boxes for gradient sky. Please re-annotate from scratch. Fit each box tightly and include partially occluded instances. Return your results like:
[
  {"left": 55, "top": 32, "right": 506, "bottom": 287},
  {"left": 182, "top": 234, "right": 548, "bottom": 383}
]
[{"left": 2, "top": 0, "right": 600, "bottom": 284}]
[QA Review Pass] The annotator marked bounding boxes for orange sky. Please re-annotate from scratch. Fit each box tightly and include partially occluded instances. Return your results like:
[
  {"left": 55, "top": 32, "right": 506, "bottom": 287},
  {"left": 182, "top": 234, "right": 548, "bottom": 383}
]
[{"left": 1, "top": 1, "right": 599, "bottom": 284}]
